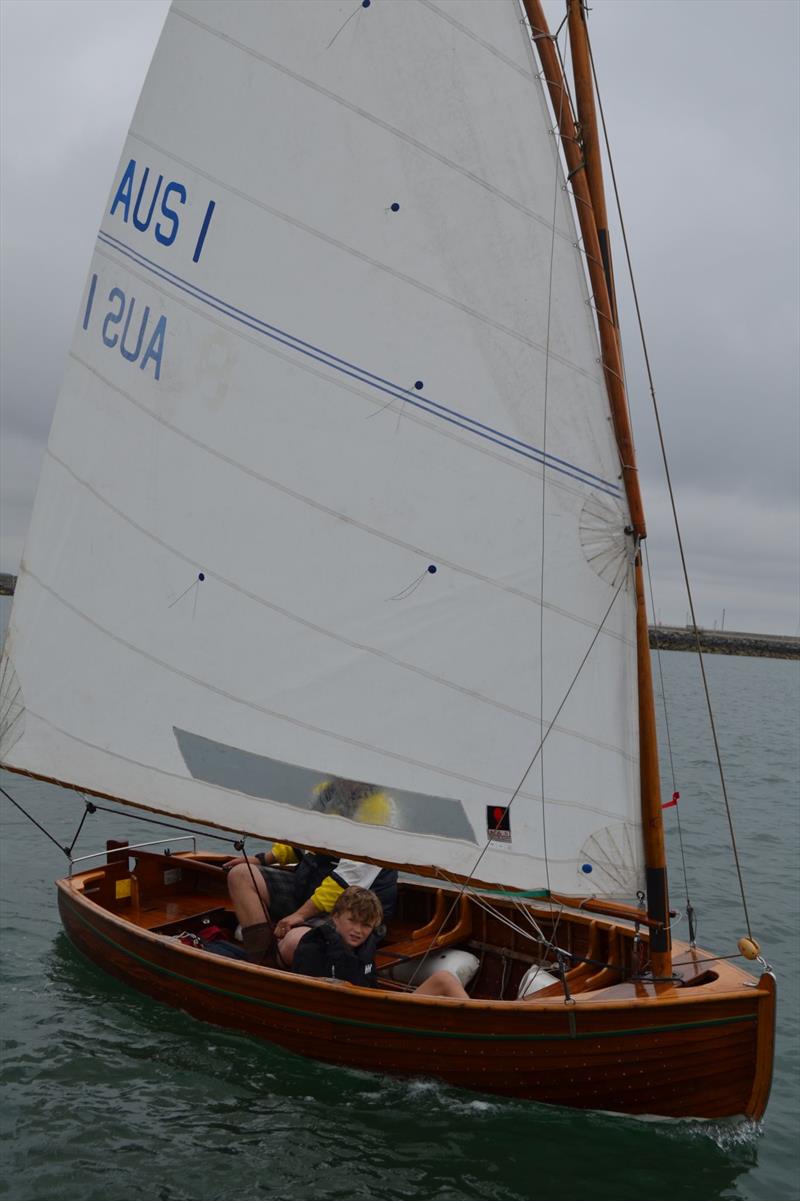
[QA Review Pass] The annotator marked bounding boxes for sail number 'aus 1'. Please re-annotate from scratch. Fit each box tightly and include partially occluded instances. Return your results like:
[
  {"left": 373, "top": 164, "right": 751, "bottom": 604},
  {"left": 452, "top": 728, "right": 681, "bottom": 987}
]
[{"left": 81, "top": 157, "right": 217, "bottom": 381}]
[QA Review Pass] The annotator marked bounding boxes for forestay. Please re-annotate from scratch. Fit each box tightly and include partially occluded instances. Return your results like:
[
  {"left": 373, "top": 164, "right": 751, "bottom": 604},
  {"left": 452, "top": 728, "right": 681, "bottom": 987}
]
[{"left": 0, "top": 0, "right": 643, "bottom": 895}]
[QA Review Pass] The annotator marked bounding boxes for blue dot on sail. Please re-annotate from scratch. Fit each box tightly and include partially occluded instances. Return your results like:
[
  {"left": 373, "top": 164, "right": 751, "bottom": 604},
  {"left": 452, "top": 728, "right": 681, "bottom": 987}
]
[{"left": 581, "top": 863, "right": 593, "bottom": 874}]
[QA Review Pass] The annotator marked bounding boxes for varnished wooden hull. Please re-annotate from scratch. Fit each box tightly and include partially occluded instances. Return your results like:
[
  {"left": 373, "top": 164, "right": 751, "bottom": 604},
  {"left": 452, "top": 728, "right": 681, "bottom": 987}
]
[{"left": 56, "top": 865, "right": 775, "bottom": 1120}]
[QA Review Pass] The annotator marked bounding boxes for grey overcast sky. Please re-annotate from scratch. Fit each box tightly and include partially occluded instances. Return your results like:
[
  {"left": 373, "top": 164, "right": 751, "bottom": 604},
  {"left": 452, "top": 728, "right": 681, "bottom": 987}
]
[{"left": 1, "top": 0, "right": 798, "bottom": 634}]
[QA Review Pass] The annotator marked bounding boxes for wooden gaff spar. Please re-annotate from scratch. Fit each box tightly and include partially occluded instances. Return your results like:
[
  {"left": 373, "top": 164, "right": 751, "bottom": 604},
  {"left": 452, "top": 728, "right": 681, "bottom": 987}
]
[{"left": 0, "top": 0, "right": 775, "bottom": 1118}]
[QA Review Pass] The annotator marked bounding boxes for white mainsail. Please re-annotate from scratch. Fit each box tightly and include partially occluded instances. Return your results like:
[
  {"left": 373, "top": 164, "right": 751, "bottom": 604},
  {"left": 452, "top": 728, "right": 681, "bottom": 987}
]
[{"left": 0, "top": 0, "right": 642, "bottom": 895}]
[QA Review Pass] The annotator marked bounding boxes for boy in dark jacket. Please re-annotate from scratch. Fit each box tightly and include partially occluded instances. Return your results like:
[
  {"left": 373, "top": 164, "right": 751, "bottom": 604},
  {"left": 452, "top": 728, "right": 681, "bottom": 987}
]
[
  {"left": 291, "top": 885, "right": 383, "bottom": 986},
  {"left": 287, "top": 887, "right": 469, "bottom": 998}
]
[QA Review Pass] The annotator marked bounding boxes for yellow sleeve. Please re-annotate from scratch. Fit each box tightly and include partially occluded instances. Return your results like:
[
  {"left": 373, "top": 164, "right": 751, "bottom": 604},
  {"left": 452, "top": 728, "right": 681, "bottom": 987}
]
[
  {"left": 270, "top": 843, "right": 300, "bottom": 867},
  {"left": 309, "top": 875, "right": 345, "bottom": 913}
]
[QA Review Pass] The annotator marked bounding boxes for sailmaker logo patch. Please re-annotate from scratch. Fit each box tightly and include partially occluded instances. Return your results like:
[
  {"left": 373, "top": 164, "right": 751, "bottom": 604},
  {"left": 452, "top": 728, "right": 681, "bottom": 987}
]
[{"left": 487, "top": 805, "right": 511, "bottom": 843}]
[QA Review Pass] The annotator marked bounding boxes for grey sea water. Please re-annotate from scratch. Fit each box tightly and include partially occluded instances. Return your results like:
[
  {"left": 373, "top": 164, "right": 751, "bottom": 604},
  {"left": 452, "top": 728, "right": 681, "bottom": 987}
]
[{"left": 0, "top": 624, "right": 797, "bottom": 1200}]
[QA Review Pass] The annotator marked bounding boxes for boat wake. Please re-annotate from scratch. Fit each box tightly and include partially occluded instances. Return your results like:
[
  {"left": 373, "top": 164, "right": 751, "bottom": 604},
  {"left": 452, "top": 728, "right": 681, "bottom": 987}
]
[{"left": 671, "top": 1117, "right": 763, "bottom": 1150}]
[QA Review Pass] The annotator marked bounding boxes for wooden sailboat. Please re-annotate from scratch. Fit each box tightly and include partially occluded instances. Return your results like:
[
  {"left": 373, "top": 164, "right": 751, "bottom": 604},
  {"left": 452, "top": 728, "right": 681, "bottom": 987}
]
[{"left": 0, "top": 0, "right": 775, "bottom": 1119}]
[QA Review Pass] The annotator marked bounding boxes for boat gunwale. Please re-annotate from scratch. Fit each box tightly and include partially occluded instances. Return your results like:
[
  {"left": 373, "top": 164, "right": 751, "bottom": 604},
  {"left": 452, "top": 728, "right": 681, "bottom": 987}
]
[
  {"left": 56, "top": 871, "right": 767, "bottom": 1019},
  {"left": 56, "top": 861, "right": 774, "bottom": 1117}
]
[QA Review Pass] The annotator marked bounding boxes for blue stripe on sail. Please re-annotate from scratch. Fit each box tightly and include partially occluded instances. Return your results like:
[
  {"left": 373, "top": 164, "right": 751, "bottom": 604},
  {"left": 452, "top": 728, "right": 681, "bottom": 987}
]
[{"left": 95, "top": 230, "right": 623, "bottom": 499}]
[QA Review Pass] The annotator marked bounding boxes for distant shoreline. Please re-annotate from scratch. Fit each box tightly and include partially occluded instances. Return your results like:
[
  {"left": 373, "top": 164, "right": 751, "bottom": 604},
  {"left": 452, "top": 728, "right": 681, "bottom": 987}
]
[
  {"left": 649, "top": 625, "right": 798, "bottom": 660},
  {"left": 1, "top": 573, "right": 796, "bottom": 659}
]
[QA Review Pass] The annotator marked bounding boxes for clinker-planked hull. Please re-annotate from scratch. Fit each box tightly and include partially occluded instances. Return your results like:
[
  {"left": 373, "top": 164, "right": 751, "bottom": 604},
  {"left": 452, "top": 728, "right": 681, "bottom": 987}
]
[{"left": 56, "top": 864, "right": 775, "bottom": 1120}]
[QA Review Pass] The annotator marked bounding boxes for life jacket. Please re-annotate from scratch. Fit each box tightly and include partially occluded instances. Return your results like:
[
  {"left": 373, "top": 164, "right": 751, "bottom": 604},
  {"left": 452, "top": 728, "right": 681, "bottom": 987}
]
[
  {"left": 292, "top": 921, "right": 379, "bottom": 988},
  {"left": 291, "top": 849, "right": 338, "bottom": 899},
  {"left": 291, "top": 848, "right": 398, "bottom": 919}
]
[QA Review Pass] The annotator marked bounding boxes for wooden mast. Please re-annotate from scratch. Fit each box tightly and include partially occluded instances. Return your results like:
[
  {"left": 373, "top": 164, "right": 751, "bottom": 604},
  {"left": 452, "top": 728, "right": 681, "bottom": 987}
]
[
  {"left": 524, "top": 0, "right": 672, "bottom": 978},
  {"left": 566, "top": 0, "right": 617, "bottom": 322}
]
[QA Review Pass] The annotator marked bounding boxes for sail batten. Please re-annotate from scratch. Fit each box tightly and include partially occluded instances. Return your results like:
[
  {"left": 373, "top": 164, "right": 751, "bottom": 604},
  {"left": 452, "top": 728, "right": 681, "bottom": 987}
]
[{"left": 2, "top": 0, "right": 643, "bottom": 897}]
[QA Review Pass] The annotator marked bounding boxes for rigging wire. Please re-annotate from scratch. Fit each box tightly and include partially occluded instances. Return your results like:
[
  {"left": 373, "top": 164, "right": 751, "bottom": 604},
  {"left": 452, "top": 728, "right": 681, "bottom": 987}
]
[
  {"left": 436, "top": 871, "right": 556, "bottom": 950},
  {"left": 2, "top": 777, "right": 278, "bottom": 937},
  {"left": 66, "top": 801, "right": 95, "bottom": 856},
  {"left": 70, "top": 802, "right": 274, "bottom": 926},
  {"left": 402, "top": 14, "right": 628, "bottom": 979},
  {"left": 406, "top": 574, "right": 627, "bottom": 983},
  {"left": 474, "top": 574, "right": 626, "bottom": 876},
  {"left": 73, "top": 798, "right": 242, "bottom": 845},
  {"left": 0, "top": 783, "right": 277, "bottom": 933},
  {"left": 512, "top": 891, "right": 563, "bottom": 952},
  {"left": 412, "top": 868, "right": 570, "bottom": 994},
  {"left": 450, "top": 884, "right": 631, "bottom": 978},
  {"left": 644, "top": 541, "right": 695, "bottom": 934},
  {"left": 1, "top": 785, "right": 71, "bottom": 857},
  {"left": 233, "top": 839, "right": 275, "bottom": 930},
  {"left": 480, "top": 891, "right": 568, "bottom": 979},
  {"left": 0, "top": 784, "right": 245, "bottom": 859},
  {"left": 583, "top": 19, "right": 753, "bottom": 940}
]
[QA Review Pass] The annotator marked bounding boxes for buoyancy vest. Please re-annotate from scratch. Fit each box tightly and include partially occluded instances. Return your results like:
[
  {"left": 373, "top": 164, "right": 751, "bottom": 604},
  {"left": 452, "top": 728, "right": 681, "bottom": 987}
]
[
  {"left": 292, "top": 922, "right": 379, "bottom": 987},
  {"left": 291, "top": 849, "right": 398, "bottom": 919},
  {"left": 291, "top": 850, "right": 338, "bottom": 900}
]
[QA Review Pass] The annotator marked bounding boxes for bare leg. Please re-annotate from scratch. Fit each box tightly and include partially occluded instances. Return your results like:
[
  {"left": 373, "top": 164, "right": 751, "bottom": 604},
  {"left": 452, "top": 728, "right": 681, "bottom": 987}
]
[
  {"left": 227, "top": 862, "right": 272, "bottom": 928},
  {"left": 414, "top": 970, "right": 469, "bottom": 999},
  {"left": 276, "top": 925, "right": 312, "bottom": 968}
]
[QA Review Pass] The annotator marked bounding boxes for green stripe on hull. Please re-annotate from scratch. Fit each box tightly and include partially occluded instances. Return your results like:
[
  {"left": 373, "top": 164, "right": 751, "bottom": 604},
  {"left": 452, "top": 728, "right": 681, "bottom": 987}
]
[{"left": 60, "top": 893, "right": 756, "bottom": 1043}]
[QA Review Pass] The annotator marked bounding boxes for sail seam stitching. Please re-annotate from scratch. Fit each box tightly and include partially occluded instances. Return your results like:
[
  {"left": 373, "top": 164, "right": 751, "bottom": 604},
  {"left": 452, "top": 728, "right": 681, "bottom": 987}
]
[
  {"left": 170, "top": 6, "right": 576, "bottom": 245},
  {"left": 95, "top": 231, "right": 619, "bottom": 498},
  {"left": 22, "top": 703, "right": 633, "bottom": 837},
  {"left": 99, "top": 221, "right": 616, "bottom": 490},
  {"left": 418, "top": 0, "right": 534, "bottom": 79},
  {"left": 18, "top": 568, "right": 637, "bottom": 817},
  {"left": 65, "top": 346, "right": 633, "bottom": 653},
  {"left": 43, "top": 446, "right": 633, "bottom": 762},
  {"left": 92, "top": 241, "right": 612, "bottom": 512},
  {"left": 109, "top": 129, "right": 611, "bottom": 413}
]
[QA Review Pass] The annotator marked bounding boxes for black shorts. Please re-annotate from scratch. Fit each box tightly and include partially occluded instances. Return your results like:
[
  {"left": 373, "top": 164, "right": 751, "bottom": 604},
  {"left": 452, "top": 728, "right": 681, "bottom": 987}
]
[{"left": 259, "top": 866, "right": 300, "bottom": 920}]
